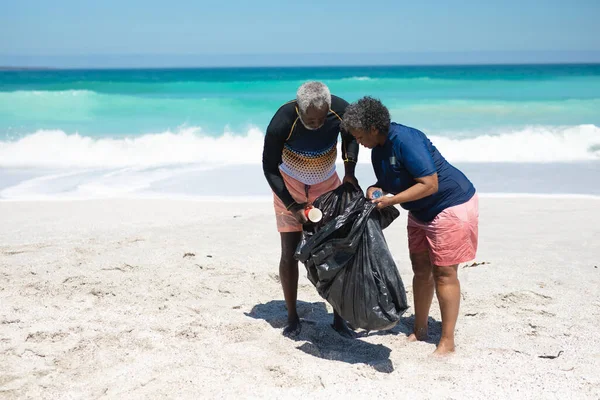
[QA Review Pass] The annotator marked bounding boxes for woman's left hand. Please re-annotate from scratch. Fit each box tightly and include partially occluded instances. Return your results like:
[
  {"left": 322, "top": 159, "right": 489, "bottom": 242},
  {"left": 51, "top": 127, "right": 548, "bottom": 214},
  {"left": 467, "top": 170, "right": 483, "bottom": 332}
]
[{"left": 372, "top": 195, "right": 395, "bottom": 209}]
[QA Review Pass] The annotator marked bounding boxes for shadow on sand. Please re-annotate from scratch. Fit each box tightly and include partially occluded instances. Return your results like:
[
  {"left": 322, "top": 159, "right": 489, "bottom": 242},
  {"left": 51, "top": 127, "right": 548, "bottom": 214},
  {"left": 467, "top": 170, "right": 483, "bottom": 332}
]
[{"left": 245, "top": 300, "right": 395, "bottom": 373}]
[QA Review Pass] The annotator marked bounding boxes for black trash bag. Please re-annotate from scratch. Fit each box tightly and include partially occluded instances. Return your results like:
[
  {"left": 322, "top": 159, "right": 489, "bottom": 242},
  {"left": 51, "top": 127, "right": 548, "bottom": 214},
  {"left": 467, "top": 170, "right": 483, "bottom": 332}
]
[{"left": 295, "top": 183, "right": 408, "bottom": 331}]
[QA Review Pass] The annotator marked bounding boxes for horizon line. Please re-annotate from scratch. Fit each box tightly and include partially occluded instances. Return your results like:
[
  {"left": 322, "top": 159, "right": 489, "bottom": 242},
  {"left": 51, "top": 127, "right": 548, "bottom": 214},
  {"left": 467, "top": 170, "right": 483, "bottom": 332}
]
[
  {"left": 2, "top": 61, "right": 600, "bottom": 71},
  {"left": 2, "top": 50, "right": 600, "bottom": 69}
]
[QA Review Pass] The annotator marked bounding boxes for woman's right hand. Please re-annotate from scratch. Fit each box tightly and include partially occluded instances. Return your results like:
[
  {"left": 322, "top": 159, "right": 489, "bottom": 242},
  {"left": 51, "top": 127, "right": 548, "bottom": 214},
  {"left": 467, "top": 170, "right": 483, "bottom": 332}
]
[{"left": 366, "top": 187, "right": 383, "bottom": 200}]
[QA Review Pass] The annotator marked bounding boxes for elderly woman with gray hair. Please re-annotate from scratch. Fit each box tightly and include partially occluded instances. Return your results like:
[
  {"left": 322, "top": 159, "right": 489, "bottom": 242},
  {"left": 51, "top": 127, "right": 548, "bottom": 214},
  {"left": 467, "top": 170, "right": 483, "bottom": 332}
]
[{"left": 341, "top": 96, "right": 479, "bottom": 355}]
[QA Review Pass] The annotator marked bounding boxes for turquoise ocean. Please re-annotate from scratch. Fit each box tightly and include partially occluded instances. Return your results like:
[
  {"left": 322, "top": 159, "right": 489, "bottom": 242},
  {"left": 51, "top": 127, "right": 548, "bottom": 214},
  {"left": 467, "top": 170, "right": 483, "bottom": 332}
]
[{"left": 1, "top": 64, "right": 599, "bottom": 200}]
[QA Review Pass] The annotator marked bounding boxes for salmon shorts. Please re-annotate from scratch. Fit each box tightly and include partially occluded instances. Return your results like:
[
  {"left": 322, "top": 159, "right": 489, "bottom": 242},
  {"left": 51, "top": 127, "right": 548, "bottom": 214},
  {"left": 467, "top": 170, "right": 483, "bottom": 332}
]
[
  {"left": 407, "top": 194, "right": 479, "bottom": 266},
  {"left": 273, "top": 170, "right": 342, "bottom": 233}
]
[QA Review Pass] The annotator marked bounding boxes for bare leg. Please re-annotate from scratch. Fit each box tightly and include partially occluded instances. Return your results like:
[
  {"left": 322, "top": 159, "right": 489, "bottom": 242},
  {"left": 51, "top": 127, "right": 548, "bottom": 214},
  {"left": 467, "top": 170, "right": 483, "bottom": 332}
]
[
  {"left": 279, "top": 232, "right": 302, "bottom": 337},
  {"left": 407, "top": 251, "right": 434, "bottom": 342},
  {"left": 332, "top": 310, "right": 356, "bottom": 339},
  {"left": 279, "top": 233, "right": 355, "bottom": 339},
  {"left": 432, "top": 264, "right": 460, "bottom": 355}
]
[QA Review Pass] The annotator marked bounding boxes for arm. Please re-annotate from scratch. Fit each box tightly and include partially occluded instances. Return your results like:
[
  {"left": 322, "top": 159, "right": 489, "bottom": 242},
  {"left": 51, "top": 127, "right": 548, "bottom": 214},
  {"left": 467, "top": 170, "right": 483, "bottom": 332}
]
[
  {"left": 262, "top": 120, "right": 300, "bottom": 211},
  {"left": 341, "top": 128, "right": 359, "bottom": 186},
  {"left": 333, "top": 95, "right": 360, "bottom": 186},
  {"left": 372, "top": 134, "right": 439, "bottom": 208},
  {"left": 379, "top": 173, "right": 438, "bottom": 206}
]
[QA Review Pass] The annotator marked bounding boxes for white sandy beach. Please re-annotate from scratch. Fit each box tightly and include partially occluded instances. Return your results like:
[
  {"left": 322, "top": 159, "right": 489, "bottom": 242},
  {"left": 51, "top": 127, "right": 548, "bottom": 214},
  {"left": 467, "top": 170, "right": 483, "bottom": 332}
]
[{"left": 1, "top": 197, "right": 599, "bottom": 399}]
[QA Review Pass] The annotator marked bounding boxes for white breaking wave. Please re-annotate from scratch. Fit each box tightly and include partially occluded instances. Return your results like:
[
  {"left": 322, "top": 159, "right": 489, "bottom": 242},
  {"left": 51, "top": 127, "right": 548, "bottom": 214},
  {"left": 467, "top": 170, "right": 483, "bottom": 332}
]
[
  {"left": 431, "top": 124, "right": 600, "bottom": 162},
  {"left": 0, "top": 124, "right": 599, "bottom": 169},
  {"left": 342, "top": 76, "right": 373, "bottom": 81},
  {"left": 0, "top": 127, "right": 265, "bottom": 168}
]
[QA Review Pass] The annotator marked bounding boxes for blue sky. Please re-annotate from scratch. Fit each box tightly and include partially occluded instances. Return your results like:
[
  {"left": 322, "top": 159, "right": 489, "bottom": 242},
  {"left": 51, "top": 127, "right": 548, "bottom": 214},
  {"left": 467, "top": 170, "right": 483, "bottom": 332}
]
[{"left": 1, "top": 0, "right": 599, "bottom": 67}]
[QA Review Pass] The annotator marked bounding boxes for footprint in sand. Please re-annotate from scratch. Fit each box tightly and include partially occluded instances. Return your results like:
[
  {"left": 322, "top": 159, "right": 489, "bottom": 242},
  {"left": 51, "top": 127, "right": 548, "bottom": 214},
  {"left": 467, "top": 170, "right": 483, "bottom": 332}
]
[{"left": 497, "top": 290, "right": 553, "bottom": 306}]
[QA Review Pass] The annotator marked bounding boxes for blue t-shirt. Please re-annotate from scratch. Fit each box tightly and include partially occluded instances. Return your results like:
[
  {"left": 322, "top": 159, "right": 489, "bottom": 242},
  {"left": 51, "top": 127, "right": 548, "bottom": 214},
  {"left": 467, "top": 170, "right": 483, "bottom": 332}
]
[{"left": 371, "top": 123, "right": 475, "bottom": 222}]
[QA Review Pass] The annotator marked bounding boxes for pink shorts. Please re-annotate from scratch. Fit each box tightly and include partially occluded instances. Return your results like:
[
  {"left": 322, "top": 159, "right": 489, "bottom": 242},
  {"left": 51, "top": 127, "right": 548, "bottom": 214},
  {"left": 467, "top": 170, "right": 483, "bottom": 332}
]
[
  {"left": 273, "top": 170, "right": 341, "bottom": 233},
  {"left": 407, "top": 194, "right": 479, "bottom": 266}
]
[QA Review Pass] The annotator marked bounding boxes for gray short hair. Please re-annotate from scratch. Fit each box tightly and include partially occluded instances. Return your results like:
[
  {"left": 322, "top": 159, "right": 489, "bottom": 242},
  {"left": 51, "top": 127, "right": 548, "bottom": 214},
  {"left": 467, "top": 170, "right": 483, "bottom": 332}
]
[
  {"left": 296, "top": 81, "right": 331, "bottom": 113},
  {"left": 341, "top": 96, "right": 391, "bottom": 135}
]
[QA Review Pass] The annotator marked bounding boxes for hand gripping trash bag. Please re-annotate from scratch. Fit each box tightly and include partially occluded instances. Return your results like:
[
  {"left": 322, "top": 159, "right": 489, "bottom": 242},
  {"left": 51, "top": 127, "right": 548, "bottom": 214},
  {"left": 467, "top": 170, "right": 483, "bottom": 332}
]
[{"left": 295, "top": 183, "right": 408, "bottom": 331}]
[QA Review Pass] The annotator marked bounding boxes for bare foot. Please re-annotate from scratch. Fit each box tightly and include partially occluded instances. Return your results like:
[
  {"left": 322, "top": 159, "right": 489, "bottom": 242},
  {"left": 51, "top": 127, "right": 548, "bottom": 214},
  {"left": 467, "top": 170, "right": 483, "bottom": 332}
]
[
  {"left": 331, "top": 319, "right": 357, "bottom": 339},
  {"left": 407, "top": 327, "right": 428, "bottom": 342},
  {"left": 432, "top": 339, "right": 455, "bottom": 356},
  {"left": 283, "top": 318, "right": 301, "bottom": 338}
]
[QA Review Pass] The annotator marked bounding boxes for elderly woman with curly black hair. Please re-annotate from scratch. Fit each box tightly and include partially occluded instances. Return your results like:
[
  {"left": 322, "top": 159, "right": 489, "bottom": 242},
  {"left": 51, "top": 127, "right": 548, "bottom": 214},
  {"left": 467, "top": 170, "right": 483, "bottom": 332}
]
[{"left": 341, "top": 96, "right": 479, "bottom": 355}]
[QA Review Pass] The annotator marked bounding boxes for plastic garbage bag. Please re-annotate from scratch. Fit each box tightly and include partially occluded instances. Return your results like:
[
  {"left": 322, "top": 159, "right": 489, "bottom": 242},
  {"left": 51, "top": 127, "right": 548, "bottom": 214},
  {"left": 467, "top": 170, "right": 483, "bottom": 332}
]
[{"left": 295, "top": 183, "right": 408, "bottom": 331}]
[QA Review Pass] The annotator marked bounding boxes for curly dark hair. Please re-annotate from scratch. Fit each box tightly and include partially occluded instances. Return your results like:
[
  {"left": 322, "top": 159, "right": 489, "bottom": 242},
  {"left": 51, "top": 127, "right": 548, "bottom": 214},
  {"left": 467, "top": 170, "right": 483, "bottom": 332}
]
[{"left": 341, "top": 96, "right": 391, "bottom": 135}]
